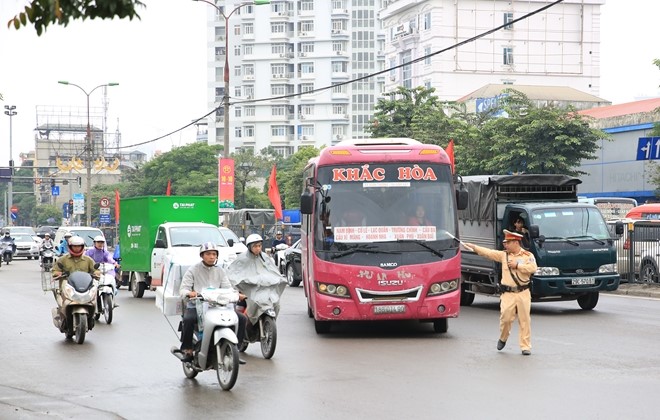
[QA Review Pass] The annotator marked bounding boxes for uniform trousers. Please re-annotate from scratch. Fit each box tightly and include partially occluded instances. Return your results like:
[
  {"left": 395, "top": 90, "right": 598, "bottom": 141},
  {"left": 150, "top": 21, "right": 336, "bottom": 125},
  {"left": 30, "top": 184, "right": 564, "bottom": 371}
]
[{"left": 499, "top": 288, "right": 531, "bottom": 350}]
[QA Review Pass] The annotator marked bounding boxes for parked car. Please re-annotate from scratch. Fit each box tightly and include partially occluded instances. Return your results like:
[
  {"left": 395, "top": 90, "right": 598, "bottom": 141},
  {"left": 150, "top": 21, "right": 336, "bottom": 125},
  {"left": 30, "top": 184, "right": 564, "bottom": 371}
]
[
  {"left": 218, "top": 227, "right": 248, "bottom": 254},
  {"left": 53, "top": 226, "right": 104, "bottom": 250},
  {"left": 282, "top": 239, "right": 302, "bottom": 287},
  {"left": 609, "top": 219, "right": 660, "bottom": 283},
  {"left": 12, "top": 234, "right": 41, "bottom": 259}
]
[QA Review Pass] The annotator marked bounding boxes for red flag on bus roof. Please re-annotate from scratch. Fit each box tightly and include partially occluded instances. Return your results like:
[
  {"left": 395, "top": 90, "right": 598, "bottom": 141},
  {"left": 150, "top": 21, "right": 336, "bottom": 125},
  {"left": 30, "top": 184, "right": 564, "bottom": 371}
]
[{"left": 268, "top": 165, "right": 283, "bottom": 220}]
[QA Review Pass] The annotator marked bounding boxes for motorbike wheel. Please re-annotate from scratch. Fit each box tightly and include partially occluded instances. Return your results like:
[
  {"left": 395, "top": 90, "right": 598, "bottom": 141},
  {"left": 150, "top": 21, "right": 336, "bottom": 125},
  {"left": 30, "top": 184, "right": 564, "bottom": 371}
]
[
  {"left": 238, "top": 340, "right": 248, "bottom": 352},
  {"left": 260, "top": 316, "right": 277, "bottom": 359},
  {"left": 182, "top": 360, "right": 198, "bottom": 379},
  {"left": 103, "top": 294, "right": 114, "bottom": 324},
  {"left": 74, "top": 313, "right": 87, "bottom": 344},
  {"left": 216, "top": 341, "right": 239, "bottom": 391}
]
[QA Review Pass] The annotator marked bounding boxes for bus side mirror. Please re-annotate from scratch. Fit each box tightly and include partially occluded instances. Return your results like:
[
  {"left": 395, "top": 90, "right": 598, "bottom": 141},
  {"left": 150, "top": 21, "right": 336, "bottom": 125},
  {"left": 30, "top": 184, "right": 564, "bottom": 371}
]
[
  {"left": 300, "top": 192, "right": 313, "bottom": 215},
  {"left": 456, "top": 189, "right": 468, "bottom": 210},
  {"left": 615, "top": 221, "right": 624, "bottom": 235}
]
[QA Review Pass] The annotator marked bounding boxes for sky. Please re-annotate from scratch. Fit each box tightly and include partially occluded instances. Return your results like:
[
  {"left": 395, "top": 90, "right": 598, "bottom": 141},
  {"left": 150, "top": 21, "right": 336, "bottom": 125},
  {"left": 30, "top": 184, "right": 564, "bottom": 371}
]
[{"left": 1, "top": 0, "right": 659, "bottom": 170}]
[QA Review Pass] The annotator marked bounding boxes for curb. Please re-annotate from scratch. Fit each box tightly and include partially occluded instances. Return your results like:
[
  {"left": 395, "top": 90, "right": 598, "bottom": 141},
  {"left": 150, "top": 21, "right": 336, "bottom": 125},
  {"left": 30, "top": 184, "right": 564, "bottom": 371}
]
[{"left": 606, "top": 284, "right": 660, "bottom": 299}]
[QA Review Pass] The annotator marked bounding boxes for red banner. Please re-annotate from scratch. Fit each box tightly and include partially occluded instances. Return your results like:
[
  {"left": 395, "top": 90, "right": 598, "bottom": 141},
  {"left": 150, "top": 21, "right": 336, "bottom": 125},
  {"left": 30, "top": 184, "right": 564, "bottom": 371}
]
[
  {"left": 114, "top": 189, "right": 120, "bottom": 224},
  {"left": 268, "top": 165, "right": 283, "bottom": 220},
  {"left": 218, "top": 158, "right": 235, "bottom": 210}
]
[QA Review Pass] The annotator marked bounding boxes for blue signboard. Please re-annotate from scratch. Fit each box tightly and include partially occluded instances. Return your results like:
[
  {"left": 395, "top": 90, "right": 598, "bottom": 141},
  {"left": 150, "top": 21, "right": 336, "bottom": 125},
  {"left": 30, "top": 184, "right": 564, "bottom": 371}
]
[
  {"left": 62, "top": 202, "right": 69, "bottom": 218},
  {"left": 636, "top": 137, "right": 660, "bottom": 161},
  {"left": 476, "top": 93, "right": 508, "bottom": 116},
  {"left": 99, "top": 214, "right": 111, "bottom": 224},
  {"left": 51, "top": 186, "right": 60, "bottom": 196}
]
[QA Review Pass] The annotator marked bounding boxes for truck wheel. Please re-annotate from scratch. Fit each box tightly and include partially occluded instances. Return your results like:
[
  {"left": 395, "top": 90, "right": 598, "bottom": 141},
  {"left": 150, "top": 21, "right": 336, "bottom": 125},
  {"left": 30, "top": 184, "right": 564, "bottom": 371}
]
[
  {"left": 131, "top": 274, "right": 145, "bottom": 298},
  {"left": 460, "top": 284, "right": 475, "bottom": 306},
  {"left": 577, "top": 292, "right": 599, "bottom": 310},
  {"left": 640, "top": 262, "right": 658, "bottom": 283}
]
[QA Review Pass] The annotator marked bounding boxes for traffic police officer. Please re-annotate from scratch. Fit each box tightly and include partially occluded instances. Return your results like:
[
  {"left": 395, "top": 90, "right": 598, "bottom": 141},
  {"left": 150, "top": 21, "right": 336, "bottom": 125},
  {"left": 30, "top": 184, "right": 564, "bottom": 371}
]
[{"left": 465, "top": 230, "right": 537, "bottom": 355}]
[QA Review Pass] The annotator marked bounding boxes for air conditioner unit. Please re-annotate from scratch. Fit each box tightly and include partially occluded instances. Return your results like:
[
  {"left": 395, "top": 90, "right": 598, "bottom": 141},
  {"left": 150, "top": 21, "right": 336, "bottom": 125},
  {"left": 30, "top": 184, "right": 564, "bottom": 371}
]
[
  {"left": 278, "top": 11, "right": 287, "bottom": 16},
  {"left": 245, "top": 75, "right": 255, "bottom": 80},
  {"left": 301, "top": 135, "right": 308, "bottom": 140},
  {"left": 336, "top": 50, "right": 344, "bottom": 55},
  {"left": 299, "top": 114, "right": 305, "bottom": 119},
  {"left": 280, "top": 53, "right": 286, "bottom": 57},
  {"left": 335, "top": 134, "right": 344, "bottom": 140},
  {"left": 299, "top": 52, "right": 307, "bottom": 57},
  {"left": 331, "top": 29, "right": 339, "bottom": 34},
  {"left": 300, "top": 32, "right": 307, "bottom": 36},
  {"left": 343, "top": 114, "right": 349, "bottom": 119},
  {"left": 246, "top": 95, "right": 253, "bottom": 99}
]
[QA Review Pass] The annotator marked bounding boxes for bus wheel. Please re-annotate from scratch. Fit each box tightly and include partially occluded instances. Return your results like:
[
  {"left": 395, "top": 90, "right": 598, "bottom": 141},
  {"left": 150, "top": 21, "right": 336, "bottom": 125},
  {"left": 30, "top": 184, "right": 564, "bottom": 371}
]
[
  {"left": 433, "top": 318, "right": 448, "bottom": 333},
  {"left": 577, "top": 292, "right": 599, "bottom": 310},
  {"left": 314, "top": 320, "right": 331, "bottom": 334}
]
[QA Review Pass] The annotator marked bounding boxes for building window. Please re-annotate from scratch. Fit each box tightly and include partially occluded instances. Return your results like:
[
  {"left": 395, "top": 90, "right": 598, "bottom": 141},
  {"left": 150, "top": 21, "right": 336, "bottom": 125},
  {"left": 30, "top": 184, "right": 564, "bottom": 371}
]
[
  {"left": 300, "top": 125, "right": 314, "bottom": 136},
  {"left": 300, "top": 21, "right": 314, "bottom": 32},
  {"left": 503, "top": 12, "right": 514, "bottom": 30},
  {"left": 424, "top": 46, "right": 431, "bottom": 65},
  {"left": 271, "top": 106, "right": 286, "bottom": 116},
  {"left": 423, "top": 12, "right": 431, "bottom": 30},
  {"left": 271, "top": 125, "right": 286, "bottom": 136},
  {"left": 244, "top": 126, "right": 254, "bottom": 137},
  {"left": 300, "top": 83, "right": 314, "bottom": 93},
  {"left": 244, "top": 106, "right": 255, "bottom": 117},
  {"left": 244, "top": 85, "right": 254, "bottom": 98},
  {"left": 300, "top": 42, "right": 315, "bottom": 53},
  {"left": 300, "top": 62, "right": 315, "bottom": 74},
  {"left": 244, "top": 45, "right": 253, "bottom": 55},
  {"left": 300, "top": 104, "right": 314, "bottom": 116},
  {"left": 401, "top": 50, "right": 412, "bottom": 89},
  {"left": 235, "top": 107, "right": 242, "bottom": 118},
  {"left": 234, "top": 66, "right": 242, "bottom": 77},
  {"left": 235, "top": 127, "right": 242, "bottom": 138},
  {"left": 244, "top": 23, "right": 254, "bottom": 35},
  {"left": 300, "top": 0, "right": 314, "bottom": 11},
  {"left": 271, "top": 23, "right": 286, "bottom": 34},
  {"left": 503, "top": 47, "right": 514, "bottom": 65}
]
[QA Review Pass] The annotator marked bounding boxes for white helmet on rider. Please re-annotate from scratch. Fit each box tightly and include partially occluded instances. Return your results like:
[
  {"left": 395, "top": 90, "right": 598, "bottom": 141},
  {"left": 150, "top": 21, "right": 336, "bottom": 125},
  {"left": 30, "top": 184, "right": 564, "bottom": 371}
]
[
  {"left": 44, "top": 233, "right": 51, "bottom": 237},
  {"left": 64, "top": 232, "right": 73, "bottom": 239},
  {"left": 199, "top": 242, "right": 219, "bottom": 257},
  {"left": 68, "top": 236, "right": 86, "bottom": 257},
  {"left": 93, "top": 235, "right": 105, "bottom": 242},
  {"left": 245, "top": 234, "right": 263, "bottom": 249}
]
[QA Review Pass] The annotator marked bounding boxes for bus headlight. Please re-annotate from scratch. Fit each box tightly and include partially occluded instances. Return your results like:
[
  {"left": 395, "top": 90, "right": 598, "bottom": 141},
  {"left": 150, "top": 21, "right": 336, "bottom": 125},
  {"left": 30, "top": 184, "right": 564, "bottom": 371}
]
[
  {"left": 316, "top": 282, "right": 351, "bottom": 298},
  {"left": 427, "top": 279, "right": 458, "bottom": 296},
  {"left": 535, "top": 267, "right": 559, "bottom": 276},
  {"left": 599, "top": 263, "right": 616, "bottom": 273}
]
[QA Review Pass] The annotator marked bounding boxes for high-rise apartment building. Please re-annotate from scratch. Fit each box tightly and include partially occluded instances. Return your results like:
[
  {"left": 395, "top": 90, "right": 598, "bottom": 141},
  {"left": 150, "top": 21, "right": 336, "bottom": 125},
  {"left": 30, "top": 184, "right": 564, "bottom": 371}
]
[{"left": 205, "top": 0, "right": 386, "bottom": 157}]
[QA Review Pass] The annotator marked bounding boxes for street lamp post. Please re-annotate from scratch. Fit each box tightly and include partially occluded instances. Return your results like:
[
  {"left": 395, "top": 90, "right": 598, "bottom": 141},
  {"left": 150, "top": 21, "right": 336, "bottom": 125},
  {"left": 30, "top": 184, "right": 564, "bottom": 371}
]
[
  {"left": 194, "top": 0, "right": 269, "bottom": 158},
  {"left": 58, "top": 81, "right": 118, "bottom": 226},
  {"left": 3, "top": 105, "right": 17, "bottom": 226}
]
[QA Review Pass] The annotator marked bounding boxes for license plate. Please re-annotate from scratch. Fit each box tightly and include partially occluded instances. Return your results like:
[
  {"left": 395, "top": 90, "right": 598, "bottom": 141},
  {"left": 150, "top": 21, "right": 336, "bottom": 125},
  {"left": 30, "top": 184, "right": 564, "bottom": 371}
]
[
  {"left": 373, "top": 304, "right": 406, "bottom": 314},
  {"left": 571, "top": 277, "right": 595, "bottom": 285}
]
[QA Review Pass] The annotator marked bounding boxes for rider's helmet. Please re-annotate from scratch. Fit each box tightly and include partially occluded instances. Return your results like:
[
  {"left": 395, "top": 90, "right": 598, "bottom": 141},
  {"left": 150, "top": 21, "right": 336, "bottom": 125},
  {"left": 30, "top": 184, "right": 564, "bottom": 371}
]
[
  {"left": 3, "top": 231, "right": 10, "bottom": 237},
  {"left": 276, "top": 230, "right": 283, "bottom": 236},
  {"left": 64, "top": 232, "right": 73, "bottom": 239},
  {"left": 93, "top": 235, "right": 105, "bottom": 243},
  {"left": 245, "top": 234, "right": 263, "bottom": 249},
  {"left": 68, "top": 236, "right": 86, "bottom": 257},
  {"left": 44, "top": 233, "right": 51, "bottom": 237},
  {"left": 199, "top": 242, "right": 219, "bottom": 257}
]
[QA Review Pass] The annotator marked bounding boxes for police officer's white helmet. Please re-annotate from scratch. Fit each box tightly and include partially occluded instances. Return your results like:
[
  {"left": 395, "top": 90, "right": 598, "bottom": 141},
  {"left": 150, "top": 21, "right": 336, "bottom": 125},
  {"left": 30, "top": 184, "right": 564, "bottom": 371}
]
[
  {"left": 245, "top": 234, "right": 263, "bottom": 248},
  {"left": 199, "top": 242, "right": 219, "bottom": 257}
]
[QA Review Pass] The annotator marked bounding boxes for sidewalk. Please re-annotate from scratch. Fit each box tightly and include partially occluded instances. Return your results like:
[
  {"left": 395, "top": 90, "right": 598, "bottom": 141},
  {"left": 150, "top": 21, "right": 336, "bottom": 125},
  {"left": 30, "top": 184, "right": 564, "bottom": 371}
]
[{"left": 607, "top": 283, "right": 660, "bottom": 299}]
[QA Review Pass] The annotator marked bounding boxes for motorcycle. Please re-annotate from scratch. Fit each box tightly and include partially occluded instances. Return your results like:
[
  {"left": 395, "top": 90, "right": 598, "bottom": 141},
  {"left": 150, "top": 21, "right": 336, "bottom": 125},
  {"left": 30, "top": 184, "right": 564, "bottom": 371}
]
[
  {"left": 95, "top": 263, "right": 117, "bottom": 324},
  {"left": 170, "top": 288, "right": 241, "bottom": 391},
  {"left": 0, "top": 241, "right": 14, "bottom": 265},
  {"left": 40, "top": 244, "right": 56, "bottom": 271},
  {"left": 273, "top": 243, "right": 289, "bottom": 274},
  {"left": 51, "top": 271, "right": 98, "bottom": 344}
]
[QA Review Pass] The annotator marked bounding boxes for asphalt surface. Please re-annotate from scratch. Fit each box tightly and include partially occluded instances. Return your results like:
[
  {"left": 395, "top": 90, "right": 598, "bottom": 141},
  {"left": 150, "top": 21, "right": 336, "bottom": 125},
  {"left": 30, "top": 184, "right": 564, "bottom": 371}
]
[{"left": 608, "top": 282, "right": 660, "bottom": 298}]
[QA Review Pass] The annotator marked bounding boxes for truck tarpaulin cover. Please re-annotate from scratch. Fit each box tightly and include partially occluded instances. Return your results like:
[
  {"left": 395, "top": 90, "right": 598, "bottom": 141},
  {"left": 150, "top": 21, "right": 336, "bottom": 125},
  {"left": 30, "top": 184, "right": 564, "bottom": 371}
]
[{"left": 459, "top": 174, "right": 581, "bottom": 222}]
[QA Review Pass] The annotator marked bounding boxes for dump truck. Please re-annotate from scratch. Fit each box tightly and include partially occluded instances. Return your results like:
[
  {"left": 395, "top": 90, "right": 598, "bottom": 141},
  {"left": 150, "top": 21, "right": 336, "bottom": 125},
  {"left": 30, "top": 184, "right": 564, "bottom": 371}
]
[{"left": 459, "top": 174, "right": 623, "bottom": 310}]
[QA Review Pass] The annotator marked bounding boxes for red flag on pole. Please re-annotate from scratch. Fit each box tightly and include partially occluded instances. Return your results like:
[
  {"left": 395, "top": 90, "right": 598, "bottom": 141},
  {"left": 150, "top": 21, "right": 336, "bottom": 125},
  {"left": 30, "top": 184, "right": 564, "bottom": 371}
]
[
  {"left": 446, "top": 139, "right": 455, "bottom": 174},
  {"left": 166, "top": 179, "right": 172, "bottom": 196},
  {"left": 268, "top": 165, "right": 283, "bottom": 220},
  {"left": 114, "top": 189, "right": 120, "bottom": 224}
]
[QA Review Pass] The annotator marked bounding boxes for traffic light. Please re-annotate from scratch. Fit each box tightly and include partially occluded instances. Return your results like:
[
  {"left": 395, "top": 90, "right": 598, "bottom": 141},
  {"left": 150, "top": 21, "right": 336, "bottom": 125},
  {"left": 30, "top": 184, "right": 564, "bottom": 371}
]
[
  {"left": 77, "top": 176, "right": 82, "bottom": 188},
  {"left": 50, "top": 178, "right": 55, "bottom": 187}
]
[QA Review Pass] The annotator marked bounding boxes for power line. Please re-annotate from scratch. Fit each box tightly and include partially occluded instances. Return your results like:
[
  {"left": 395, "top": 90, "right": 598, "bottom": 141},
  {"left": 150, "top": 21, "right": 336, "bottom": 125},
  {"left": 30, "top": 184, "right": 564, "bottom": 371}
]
[{"left": 116, "top": 0, "right": 564, "bottom": 151}]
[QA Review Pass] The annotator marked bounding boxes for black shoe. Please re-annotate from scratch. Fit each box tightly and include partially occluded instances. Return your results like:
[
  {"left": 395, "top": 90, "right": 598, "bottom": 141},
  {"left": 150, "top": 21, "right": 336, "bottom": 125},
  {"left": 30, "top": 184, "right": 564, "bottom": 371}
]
[
  {"left": 171, "top": 347, "right": 193, "bottom": 362},
  {"left": 522, "top": 350, "right": 531, "bottom": 356},
  {"left": 239, "top": 358, "right": 246, "bottom": 365},
  {"left": 497, "top": 340, "right": 506, "bottom": 351}
]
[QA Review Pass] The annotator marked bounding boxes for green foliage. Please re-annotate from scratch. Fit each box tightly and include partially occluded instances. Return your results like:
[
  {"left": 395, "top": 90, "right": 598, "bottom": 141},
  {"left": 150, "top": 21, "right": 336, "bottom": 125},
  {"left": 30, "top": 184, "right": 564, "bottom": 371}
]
[
  {"left": 233, "top": 148, "right": 273, "bottom": 209},
  {"left": 369, "top": 86, "right": 606, "bottom": 177},
  {"left": 8, "top": 0, "right": 145, "bottom": 35},
  {"left": 277, "top": 146, "right": 320, "bottom": 209},
  {"left": 32, "top": 205, "right": 62, "bottom": 226}
]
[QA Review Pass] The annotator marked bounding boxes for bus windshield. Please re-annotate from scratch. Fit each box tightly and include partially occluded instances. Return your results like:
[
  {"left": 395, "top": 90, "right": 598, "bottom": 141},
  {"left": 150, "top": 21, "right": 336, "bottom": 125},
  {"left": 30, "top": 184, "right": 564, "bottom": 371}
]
[
  {"left": 313, "top": 163, "right": 457, "bottom": 257},
  {"left": 531, "top": 207, "right": 611, "bottom": 240}
]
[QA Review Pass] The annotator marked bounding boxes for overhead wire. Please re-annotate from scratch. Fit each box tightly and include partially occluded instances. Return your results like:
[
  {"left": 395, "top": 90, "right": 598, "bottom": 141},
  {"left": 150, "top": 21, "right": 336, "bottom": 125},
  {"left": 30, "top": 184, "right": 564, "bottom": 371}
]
[{"left": 117, "top": 0, "right": 564, "bottom": 151}]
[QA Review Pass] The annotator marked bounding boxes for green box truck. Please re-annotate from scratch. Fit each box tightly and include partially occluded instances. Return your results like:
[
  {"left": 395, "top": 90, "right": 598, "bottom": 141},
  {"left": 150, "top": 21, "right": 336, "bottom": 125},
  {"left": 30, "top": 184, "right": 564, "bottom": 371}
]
[
  {"left": 459, "top": 175, "right": 623, "bottom": 310},
  {"left": 119, "top": 196, "right": 233, "bottom": 298}
]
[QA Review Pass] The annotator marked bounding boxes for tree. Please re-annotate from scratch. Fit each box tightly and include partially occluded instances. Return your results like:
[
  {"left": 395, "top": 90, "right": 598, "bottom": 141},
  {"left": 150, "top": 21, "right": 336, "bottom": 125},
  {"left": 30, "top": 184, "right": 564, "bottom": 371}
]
[
  {"left": 233, "top": 148, "right": 271, "bottom": 209},
  {"left": 8, "top": 0, "right": 144, "bottom": 35},
  {"left": 277, "top": 146, "right": 320, "bottom": 209},
  {"left": 32, "top": 204, "right": 62, "bottom": 226}
]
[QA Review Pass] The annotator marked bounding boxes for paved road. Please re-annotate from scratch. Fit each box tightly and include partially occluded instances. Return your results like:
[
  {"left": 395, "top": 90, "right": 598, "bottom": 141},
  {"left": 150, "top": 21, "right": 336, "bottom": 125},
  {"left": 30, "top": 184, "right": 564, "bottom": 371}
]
[{"left": 2, "top": 258, "right": 660, "bottom": 419}]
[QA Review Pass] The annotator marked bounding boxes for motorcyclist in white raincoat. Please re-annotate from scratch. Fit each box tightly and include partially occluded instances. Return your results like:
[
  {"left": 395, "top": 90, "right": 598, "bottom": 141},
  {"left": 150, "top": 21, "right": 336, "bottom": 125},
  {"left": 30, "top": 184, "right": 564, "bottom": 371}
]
[{"left": 227, "top": 234, "right": 287, "bottom": 326}]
